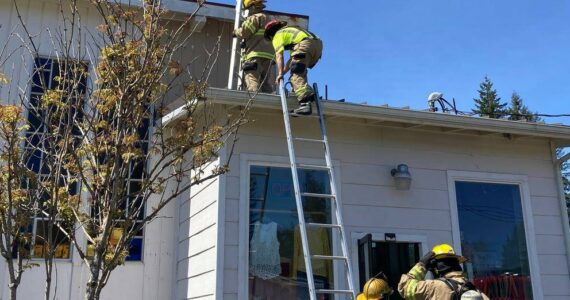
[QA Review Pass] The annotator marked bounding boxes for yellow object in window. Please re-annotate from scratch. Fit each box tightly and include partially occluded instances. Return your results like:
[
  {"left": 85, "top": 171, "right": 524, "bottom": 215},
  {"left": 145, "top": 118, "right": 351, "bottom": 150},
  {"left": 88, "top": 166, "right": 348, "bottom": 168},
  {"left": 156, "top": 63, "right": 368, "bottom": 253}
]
[
  {"left": 55, "top": 244, "right": 70, "bottom": 259},
  {"left": 292, "top": 226, "right": 333, "bottom": 280},
  {"left": 87, "top": 244, "right": 95, "bottom": 258},
  {"left": 34, "top": 244, "right": 46, "bottom": 258},
  {"left": 110, "top": 228, "right": 123, "bottom": 246}
]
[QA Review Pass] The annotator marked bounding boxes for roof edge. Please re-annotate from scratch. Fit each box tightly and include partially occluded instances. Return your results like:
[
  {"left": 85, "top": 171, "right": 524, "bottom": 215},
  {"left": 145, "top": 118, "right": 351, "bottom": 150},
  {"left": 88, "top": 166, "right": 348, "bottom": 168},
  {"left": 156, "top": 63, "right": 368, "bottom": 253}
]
[{"left": 161, "top": 88, "right": 570, "bottom": 144}]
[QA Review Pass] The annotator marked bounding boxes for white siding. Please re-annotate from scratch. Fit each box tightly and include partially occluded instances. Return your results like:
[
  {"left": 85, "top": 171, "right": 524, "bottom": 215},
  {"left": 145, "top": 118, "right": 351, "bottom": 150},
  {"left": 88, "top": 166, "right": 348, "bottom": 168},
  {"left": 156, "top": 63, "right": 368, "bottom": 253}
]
[
  {"left": 176, "top": 155, "right": 224, "bottom": 300},
  {"left": 222, "top": 110, "right": 570, "bottom": 299},
  {"left": 0, "top": 0, "right": 229, "bottom": 298}
]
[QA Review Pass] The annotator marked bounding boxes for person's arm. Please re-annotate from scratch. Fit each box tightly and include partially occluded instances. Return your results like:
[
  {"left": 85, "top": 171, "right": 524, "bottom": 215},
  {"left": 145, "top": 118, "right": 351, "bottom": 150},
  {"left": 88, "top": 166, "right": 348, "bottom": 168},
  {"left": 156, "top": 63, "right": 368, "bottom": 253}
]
[
  {"left": 283, "top": 57, "right": 291, "bottom": 75},
  {"left": 275, "top": 51, "right": 285, "bottom": 84},
  {"left": 233, "top": 16, "right": 256, "bottom": 39},
  {"left": 398, "top": 252, "right": 434, "bottom": 299}
]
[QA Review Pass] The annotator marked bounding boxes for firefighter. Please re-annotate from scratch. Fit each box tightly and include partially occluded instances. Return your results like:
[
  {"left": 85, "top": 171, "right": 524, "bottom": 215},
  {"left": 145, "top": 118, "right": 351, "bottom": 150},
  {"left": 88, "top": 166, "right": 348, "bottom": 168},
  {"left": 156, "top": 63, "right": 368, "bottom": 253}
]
[
  {"left": 233, "top": 0, "right": 275, "bottom": 93},
  {"left": 357, "top": 274, "right": 393, "bottom": 300},
  {"left": 398, "top": 244, "right": 489, "bottom": 300},
  {"left": 264, "top": 20, "right": 323, "bottom": 115}
]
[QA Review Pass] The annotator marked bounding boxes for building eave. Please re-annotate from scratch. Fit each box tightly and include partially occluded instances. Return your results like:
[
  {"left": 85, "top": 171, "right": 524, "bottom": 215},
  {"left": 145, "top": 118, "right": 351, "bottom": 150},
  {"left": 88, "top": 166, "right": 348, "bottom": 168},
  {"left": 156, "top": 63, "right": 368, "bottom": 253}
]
[{"left": 162, "top": 88, "right": 570, "bottom": 146}]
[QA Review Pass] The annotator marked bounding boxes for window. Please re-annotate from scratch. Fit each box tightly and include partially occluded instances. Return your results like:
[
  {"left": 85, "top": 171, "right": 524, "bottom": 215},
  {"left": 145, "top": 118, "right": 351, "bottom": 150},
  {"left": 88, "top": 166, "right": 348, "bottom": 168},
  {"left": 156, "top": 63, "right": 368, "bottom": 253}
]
[
  {"left": 122, "top": 127, "right": 149, "bottom": 262},
  {"left": 23, "top": 57, "right": 87, "bottom": 259},
  {"left": 88, "top": 114, "right": 150, "bottom": 262},
  {"left": 455, "top": 181, "right": 533, "bottom": 299},
  {"left": 248, "top": 165, "right": 333, "bottom": 300}
]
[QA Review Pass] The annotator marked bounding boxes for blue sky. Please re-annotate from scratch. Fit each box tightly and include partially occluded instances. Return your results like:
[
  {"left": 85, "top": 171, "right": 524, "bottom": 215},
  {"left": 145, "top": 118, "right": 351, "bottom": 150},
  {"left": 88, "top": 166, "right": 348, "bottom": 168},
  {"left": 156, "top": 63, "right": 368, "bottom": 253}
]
[{"left": 218, "top": 0, "right": 570, "bottom": 124}]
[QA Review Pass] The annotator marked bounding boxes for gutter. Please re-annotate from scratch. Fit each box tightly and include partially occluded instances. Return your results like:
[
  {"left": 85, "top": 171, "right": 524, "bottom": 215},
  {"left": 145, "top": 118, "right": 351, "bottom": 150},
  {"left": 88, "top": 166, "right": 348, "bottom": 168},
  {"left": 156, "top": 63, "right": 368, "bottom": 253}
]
[
  {"left": 201, "top": 88, "right": 570, "bottom": 140},
  {"left": 551, "top": 142, "right": 570, "bottom": 275},
  {"left": 161, "top": 88, "right": 570, "bottom": 141}
]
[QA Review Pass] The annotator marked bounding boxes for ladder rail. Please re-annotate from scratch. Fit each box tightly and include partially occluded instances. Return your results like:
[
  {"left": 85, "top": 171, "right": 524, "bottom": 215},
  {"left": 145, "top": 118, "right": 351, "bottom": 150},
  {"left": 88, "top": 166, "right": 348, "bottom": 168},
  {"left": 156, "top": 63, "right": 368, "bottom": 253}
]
[
  {"left": 278, "top": 80, "right": 317, "bottom": 299},
  {"left": 227, "top": 0, "right": 242, "bottom": 90},
  {"left": 278, "top": 80, "right": 356, "bottom": 299},
  {"left": 227, "top": 1, "right": 248, "bottom": 90},
  {"left": 314, "top": 84, "right": 358, "bottom": 299}
]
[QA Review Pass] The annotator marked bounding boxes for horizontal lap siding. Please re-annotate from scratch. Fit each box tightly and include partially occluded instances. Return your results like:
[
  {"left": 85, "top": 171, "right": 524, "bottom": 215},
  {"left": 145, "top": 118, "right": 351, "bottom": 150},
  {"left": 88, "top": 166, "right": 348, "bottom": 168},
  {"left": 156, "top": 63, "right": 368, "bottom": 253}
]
[
  {"left": 221, "top": 111, "right": 569, "bottom": 298},
  {"left": 178, "top": 158, "right": 221, "bottom": 300}
]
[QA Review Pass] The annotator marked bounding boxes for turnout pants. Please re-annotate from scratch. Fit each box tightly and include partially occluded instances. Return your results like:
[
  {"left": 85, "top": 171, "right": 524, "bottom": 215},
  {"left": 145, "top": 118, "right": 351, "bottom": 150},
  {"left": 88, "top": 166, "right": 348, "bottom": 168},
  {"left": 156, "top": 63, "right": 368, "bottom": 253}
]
[
  {"left": 243, "top": 58, "right": 275, "bottom": 93},
  {"left": 290, "top": 38, "right": 323, "bottom": 102}
]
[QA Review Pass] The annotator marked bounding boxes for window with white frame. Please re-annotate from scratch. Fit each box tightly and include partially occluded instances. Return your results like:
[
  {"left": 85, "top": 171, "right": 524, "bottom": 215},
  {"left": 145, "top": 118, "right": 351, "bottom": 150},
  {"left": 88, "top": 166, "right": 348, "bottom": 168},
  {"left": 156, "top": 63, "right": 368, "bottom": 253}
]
[
  {"left": 23, "top": 57, "right": 87, "bottom": 259},
  {"left": 87, "top": 111, "right": 150, "bottom": 262},
  {"left": 248, "top": 165, "right": 334, "bottom": 300},
  {"left": 121, "top": 118, "right": 150, "bottom": 261},
  {"left": 454, "top": 181, "right": 533, "bottom": 299}
]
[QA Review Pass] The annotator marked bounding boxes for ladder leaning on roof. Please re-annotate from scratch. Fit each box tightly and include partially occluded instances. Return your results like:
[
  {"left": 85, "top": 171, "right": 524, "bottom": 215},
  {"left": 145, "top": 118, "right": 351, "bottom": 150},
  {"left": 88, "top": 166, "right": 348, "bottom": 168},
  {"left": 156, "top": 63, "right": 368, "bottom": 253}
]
[
  {"left": 228, "top": 0, "right": 248, "bottom": 90},
  {"left": 278, "top": 80, "right": 357, "bottom": 300}
]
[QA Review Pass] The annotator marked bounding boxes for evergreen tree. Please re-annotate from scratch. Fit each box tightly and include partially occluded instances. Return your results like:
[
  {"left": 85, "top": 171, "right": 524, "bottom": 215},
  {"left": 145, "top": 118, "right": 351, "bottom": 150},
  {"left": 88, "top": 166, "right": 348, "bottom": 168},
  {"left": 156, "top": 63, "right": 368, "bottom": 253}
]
[
  {"left": 472, "top": 76, "right": 508, "bottom": 118},
  {"left": 508, "top": 91, "right": 539, "bottom": 122}
]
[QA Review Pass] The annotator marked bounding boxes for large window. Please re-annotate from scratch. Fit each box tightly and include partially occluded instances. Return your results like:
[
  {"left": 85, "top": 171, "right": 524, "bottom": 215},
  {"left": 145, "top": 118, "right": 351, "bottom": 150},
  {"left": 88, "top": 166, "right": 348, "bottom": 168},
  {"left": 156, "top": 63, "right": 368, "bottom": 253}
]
[
  {"left": 121, "top": 119, "right": 149, "bottom": 261},
  {"left": 23, "top": 57, "right": 87, "bottom": 259},
  {"left": 24, "top": 58, "right": 147, "bottom": 261},
  {"left": 249, "top": 165, "right": 333, "bottom": 300},
  {"left": 455, "top": 181, "right": 533, "bottom": 299}
]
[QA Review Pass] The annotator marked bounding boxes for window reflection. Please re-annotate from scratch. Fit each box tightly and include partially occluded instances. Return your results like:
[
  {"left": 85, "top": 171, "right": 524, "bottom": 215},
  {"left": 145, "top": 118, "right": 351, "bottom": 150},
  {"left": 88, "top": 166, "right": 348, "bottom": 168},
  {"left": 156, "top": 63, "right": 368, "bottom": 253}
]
[
  {"left": 456, "top": 181, "right": 533, "bottom": 299},
  {"left": 249, "top": 166, "right": 333, "bottom": 300}
]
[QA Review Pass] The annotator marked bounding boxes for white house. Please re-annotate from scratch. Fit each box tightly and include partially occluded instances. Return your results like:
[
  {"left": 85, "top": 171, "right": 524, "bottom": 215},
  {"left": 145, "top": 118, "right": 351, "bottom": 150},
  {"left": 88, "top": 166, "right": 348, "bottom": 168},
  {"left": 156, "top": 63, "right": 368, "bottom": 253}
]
[{"left": 1, "top": 1, "right": 570, "bottom": 300}]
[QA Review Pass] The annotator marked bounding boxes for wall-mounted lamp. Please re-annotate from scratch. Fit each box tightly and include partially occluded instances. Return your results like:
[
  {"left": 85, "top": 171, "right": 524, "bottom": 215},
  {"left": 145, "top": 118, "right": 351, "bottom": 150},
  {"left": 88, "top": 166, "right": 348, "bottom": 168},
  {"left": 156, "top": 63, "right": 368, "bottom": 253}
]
[{"left": 391, "top": 164, "right": 412, "bottom": 191}]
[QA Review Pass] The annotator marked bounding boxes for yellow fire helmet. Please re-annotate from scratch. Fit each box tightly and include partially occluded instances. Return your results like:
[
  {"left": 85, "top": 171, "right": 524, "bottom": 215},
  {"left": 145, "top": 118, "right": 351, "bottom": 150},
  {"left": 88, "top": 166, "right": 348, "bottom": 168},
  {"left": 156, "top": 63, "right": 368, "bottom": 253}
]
[
  {"left": 432, "top": 244, "right": 467, "bottom": 263},
  {"left": 243, "top": 0, "right": 265, "bottom": 9},
  {"left": 356, "top": 278, "right": 393, "bottom": 300}
]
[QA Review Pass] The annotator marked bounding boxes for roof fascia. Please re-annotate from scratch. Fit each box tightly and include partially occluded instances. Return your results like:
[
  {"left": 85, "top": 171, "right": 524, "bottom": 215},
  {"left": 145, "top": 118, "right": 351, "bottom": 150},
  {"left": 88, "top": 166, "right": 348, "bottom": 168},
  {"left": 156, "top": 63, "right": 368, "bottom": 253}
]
[{"left": 194, "top": 88, "right": 570, "bottom": 142}]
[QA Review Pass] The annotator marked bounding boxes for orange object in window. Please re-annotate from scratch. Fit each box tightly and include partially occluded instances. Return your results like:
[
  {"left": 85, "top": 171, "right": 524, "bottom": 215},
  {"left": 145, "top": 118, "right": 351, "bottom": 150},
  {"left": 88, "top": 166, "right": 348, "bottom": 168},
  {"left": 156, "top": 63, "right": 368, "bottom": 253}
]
[{"left": 110, "top": 228, "right": 123, "bottom": 246}]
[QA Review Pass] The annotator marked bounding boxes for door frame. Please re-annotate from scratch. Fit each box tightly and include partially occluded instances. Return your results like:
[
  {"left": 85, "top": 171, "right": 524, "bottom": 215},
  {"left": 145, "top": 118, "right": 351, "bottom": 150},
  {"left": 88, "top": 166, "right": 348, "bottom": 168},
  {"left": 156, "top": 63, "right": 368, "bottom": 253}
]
[{"left": 350, "top": 231, "right": 428, "bottom": 292}]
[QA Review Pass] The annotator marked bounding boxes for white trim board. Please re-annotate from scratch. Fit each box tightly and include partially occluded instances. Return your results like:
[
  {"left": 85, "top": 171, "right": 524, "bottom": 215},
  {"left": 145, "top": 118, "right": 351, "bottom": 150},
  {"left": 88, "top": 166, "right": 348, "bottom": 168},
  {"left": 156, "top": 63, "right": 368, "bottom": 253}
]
[
  {"left": 237, "top": 153, "right": 342, "bottom": 300},
  {"left": 446, "top": 170, "right": 543, "bottom": 299}
]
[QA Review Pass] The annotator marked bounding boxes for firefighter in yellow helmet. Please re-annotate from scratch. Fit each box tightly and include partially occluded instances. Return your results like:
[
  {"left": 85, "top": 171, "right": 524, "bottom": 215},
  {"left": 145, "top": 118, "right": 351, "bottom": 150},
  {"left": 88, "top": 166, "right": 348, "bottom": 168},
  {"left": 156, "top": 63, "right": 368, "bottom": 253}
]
[
  {"left": 398, "top": 244, "right": 489, "bottom": 300},
  {"left": 233, "top": 0, "right": 275, "bottom": 93},
  {"left": 357, "top": 273, "right": 393, "bottom": 300},
  {"left": 264, "top": 20, "right": 323, "bottom": 115}
]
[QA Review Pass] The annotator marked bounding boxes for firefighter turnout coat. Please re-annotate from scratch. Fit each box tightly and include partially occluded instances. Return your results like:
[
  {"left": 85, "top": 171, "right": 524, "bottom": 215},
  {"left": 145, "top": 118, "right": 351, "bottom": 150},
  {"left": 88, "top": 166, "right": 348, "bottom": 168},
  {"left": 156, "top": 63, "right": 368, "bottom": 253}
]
[{"left": 398, "top": 263, "right": 490, "bottom": 300}]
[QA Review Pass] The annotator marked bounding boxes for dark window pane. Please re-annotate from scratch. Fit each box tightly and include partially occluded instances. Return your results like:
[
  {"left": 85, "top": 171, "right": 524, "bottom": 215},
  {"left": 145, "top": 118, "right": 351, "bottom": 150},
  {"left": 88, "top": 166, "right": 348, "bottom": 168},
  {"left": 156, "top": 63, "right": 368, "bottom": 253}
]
[
  {"left": 126, "top": 238, "right": 143, "bottom": 261},
  {"left": 456, "top": 181, "right": 533, "bottom": 299},
  {"left": 24, "top": 149, "right": 42, "bottom": 173},
  {"left": 131, "top": 161, "right": 145, "bottom": 180},
  {"left": 33, "top": 219, "right": 71, "bottom": 259}
]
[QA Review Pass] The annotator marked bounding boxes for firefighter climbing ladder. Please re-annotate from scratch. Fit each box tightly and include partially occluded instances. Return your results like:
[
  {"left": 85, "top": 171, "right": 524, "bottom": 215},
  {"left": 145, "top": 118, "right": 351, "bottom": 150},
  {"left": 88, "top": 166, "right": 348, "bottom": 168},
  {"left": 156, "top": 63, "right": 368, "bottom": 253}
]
[{"left": 278, "top": 80, "right": 357, "bottom": 300}]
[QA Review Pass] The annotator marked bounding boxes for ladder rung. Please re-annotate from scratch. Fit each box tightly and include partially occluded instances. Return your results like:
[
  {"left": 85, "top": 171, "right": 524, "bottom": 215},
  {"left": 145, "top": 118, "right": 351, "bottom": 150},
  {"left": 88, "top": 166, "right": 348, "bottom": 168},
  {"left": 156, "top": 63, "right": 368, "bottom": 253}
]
[
  {"left": 316, "top": 289, "right": 354, "bottom": 295},
  {"left": 306, "top": 223, "right": 341, "bottom": 229},
  {"left": 297, "top": 164, "right": 330, "bottom": 171},
  {"left": 301, "top": 192, "right": 335, "bottom": 198},
  {"left": 294, "top": 137, "right": 324, "bottom": 143},
  {"left": 312, "top": 255, "right": 347, "bottom": 261},
  {"left": 289, "top": 112, "right": 321, "bottom": 118}
]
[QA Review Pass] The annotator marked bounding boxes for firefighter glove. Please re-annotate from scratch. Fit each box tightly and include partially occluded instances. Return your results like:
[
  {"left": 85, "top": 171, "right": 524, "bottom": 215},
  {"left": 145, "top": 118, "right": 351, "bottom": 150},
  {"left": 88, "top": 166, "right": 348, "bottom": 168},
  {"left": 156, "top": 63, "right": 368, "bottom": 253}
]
[{"left": 420, "top": 251, "right": 436, "bottom": 268}]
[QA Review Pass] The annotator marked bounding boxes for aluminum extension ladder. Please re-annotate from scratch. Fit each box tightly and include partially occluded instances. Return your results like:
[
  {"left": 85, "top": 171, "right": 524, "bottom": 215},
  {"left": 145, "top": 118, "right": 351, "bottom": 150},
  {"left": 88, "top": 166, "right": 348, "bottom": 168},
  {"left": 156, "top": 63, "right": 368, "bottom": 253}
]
[{"left": 278, "top": 81, "right": 357, "bottom": 300}]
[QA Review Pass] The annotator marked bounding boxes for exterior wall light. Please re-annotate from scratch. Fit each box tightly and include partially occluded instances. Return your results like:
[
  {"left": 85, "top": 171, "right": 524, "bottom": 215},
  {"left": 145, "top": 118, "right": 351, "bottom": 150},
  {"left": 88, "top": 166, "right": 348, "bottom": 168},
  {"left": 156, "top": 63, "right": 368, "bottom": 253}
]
[{"left": 391, "top": 164, "right": 412, "bottom": 190}]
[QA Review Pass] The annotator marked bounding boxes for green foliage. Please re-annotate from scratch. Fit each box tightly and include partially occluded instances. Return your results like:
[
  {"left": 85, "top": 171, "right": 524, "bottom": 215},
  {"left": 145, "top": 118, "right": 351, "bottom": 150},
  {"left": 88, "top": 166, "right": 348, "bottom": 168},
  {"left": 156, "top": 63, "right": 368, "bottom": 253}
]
[
  {"left": 508, "top": 91, "right": 539, "bottom": 122},
  {"left": 472, "top": 76, "right": 508, "bottom": 118}
]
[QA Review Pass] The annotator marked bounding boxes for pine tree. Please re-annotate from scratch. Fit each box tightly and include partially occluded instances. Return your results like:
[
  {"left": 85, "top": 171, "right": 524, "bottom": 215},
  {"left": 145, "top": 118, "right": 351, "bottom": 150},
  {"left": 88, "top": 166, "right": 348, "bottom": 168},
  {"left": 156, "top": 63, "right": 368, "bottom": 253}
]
[
  {"left": 508, "top": 91, "right": 539, "bottom": 122},
  {"left": 472, "top": 76, "right": 507, "bottom": 118}
]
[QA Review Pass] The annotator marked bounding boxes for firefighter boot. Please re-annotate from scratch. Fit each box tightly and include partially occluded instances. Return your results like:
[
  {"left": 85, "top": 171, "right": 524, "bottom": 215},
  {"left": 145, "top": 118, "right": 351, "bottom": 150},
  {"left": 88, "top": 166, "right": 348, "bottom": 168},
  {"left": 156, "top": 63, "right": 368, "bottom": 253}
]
[{"left": 291, "top": 94, "right": 315, "bottom": 116}]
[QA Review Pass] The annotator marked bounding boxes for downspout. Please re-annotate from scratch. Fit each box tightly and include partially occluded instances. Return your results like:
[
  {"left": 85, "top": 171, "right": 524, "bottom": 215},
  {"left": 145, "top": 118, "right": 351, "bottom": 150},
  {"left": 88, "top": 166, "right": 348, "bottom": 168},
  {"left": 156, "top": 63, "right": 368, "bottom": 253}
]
[{"left": 551, "top": 142, "right": 570, "bottom": 274}]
